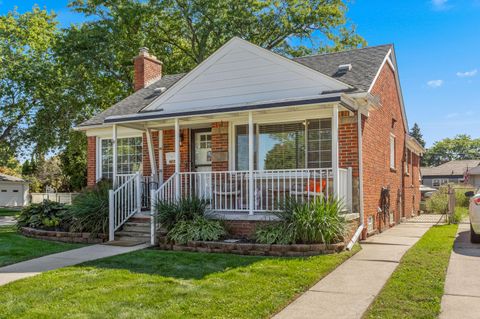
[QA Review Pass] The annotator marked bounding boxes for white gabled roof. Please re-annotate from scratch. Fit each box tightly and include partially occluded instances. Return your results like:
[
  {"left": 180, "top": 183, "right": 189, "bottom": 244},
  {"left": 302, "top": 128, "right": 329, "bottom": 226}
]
[{"left": 143, "top": 37, "right": 351, "bottom": 113}]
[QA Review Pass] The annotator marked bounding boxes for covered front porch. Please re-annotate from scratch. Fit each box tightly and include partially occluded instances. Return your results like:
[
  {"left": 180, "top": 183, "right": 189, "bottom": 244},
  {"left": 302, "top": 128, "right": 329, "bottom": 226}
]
[{"left": 97, "top": 99, "right": 358, "bottom": 241}]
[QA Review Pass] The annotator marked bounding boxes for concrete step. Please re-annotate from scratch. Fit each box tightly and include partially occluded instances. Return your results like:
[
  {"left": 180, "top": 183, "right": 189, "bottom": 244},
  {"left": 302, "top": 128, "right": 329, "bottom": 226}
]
[
  {"left": 129, "top": 216, "right": 151, "bottom": 223},
  {"left": 124, "top": 221, "right": 150, "bottom": 227},
  {"left": 114, "top": 236, "right": 149, "bottom": 243},
  {"left": 115, "top": 230, "right": 150, "bottom": 238},
  {"left": 122, "top": 225, "right": 150, "bottom": 233}
]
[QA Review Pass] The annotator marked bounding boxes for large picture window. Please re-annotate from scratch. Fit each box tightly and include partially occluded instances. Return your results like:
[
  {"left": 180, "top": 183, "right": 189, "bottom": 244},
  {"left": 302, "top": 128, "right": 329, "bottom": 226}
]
[
  {"left": 235, "top": 119, "right": 332, "bottom": 170},
  {"left": 101, "top": 137, "right": 143, "bottom": 179}
]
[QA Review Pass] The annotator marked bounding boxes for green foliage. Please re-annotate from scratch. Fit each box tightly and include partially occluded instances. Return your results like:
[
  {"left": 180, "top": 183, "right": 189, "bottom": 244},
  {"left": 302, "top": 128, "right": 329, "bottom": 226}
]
[
  {"left": 16, "top": 200, "right": 69, "bottom": 231},
  {"left": 425, "top": 192, "right": 448, "bottom": 214},
  {"left": 255, "top": 223, "right": 295, "bottom": 245},
  {"left": 409, "top": 123, "right": 426, "bottom": 148},
  {"left": 423, "top": 134, "right": 480, "bottom": 167},
  {"left": 59, "top": 132, "right": 87, "bottom": 191},
  {"left": 168, "top": 217, "right": 226, "bottom": 245},
  {"left": 156, "top": 197, "right": 208, "bottom": 230},
  {"left": 255, "top": 197, "right": 347, "bottom": 244},
  {"left": 364, "top": 224, "right": 458, "bottom": 319},
  {"left": 67, "top": 180, "right": 111, "bottom": 235}
]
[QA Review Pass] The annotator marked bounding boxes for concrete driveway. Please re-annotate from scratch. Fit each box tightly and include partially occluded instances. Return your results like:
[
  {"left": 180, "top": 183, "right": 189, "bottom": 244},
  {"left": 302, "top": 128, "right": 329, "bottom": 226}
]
[{"left": 441, "top": 222, "right": 480, "bottom": 319}]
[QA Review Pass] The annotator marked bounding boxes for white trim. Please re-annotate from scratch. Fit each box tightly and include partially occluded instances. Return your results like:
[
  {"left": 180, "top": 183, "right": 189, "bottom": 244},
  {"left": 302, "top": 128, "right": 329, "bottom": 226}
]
[
  {"left": 390, "top": 133, "right": 396, "bottom": 170},
  {"left": 97, "top": 134, "right": 143, "bottom": 181},
  {"left": 143, "top": 37, "right": 350, "bottom": 113},
  {"left": 332, "top": 105, "right": 339, "bottom": 196},
  {"left": 368, "top": 48, "right": 391, "bottom": 93},
  {"left": 368, "top": 47, "right": 409, "bottom": 133}
]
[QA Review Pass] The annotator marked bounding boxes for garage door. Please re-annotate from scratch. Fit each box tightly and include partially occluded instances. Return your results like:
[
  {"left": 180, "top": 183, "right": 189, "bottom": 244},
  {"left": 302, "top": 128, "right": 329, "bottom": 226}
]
[{"left": 0, "top": 184, "right": 23, "bottom": 207}]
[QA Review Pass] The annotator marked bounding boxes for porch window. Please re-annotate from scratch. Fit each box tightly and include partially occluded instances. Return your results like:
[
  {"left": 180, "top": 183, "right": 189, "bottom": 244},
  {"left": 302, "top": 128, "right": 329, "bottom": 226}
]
[
  {"left": 235, "top": 119, "right": 332, "bottom": 170},
  {"left": 100, "top": 137, "right": 143, "bottom": 179}
]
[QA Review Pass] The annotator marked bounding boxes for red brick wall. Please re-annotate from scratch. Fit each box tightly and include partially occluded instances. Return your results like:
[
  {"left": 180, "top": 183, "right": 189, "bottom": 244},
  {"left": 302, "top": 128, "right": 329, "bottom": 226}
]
[
  {"left": 211, "top": 122, "right": 229, "bottom": 171},
  {"left": 142, "top": 131, "right": 160, "bottom": 176},
  {"left": 362, "top": 62, "right": 407, "bottom": 234},
  {"left": 339, "top": 112, "right": 359, "bottom": 177},
  {"left": 403, "top": 152, "right": 421, "bottom": 218},
  {"left": 87, "top": 136, "right": 96, "bottom": 187},
  {"left": 162, "top": 128, "right": 190, "bottom": 181}
]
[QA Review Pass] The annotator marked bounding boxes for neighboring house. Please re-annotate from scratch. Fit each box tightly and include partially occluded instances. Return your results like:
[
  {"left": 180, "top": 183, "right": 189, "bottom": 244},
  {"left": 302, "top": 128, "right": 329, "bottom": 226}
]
[
  {"left": 0, "top": 174, "right": 29, "bottom": 207},
  {"left": 466, "top": 166, "right": 480, "bottom": 188},
  {"left": 77, "top": 37, "right": 424, "bottom": 242},
  {"left": 421, "top": 160, "right": 480, "bottom": 188}
]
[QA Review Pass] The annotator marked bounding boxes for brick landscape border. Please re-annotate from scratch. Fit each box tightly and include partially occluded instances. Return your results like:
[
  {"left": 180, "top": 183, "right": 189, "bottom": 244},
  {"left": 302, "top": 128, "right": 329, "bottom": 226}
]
[
  {"left": 21, "top": 227, "right": 107, "bottom": 244},
  {"left": 157, "top": 237, "right": 345, "bottom": 256}
]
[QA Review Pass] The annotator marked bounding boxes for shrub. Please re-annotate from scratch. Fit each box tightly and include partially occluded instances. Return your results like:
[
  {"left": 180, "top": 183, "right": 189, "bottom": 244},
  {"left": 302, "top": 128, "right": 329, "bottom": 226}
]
[
  {"left": 66, "top": 180, "right": 111, "bottom": 235},
  {"left": 255, "top": 197, "right": 347, "bottom": 245},
  {"left": 156, "top": 196, "right": 208, "bottom": 230},
  {"left": 454, "top": 188, "right": 470, "bottom": 208},
  {"left": 168, "top": 216, "right": 226, "bottom": 244},
  {"left": 255, "top": 223, "right": 294, "bottom": 245},
  {"left": 425, "top": 192, "right": 448, "bottom": 214},
  {"left": 17, "top": 200, "right": 69, "bottom": 230}
]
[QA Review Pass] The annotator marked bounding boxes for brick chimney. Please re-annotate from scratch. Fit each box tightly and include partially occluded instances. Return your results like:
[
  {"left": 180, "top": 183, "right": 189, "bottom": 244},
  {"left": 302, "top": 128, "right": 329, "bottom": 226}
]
[{"left": 133, "top": 47, "right": 163, "bottom": 91}]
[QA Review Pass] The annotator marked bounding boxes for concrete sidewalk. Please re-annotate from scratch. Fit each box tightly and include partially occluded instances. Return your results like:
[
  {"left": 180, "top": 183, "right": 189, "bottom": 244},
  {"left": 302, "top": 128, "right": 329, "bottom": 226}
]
[
  {"left": 440, "top": 222, "right": 480, "bottom": 319},
  {"left": 0, "top": 243, "right": 148, "bottom": 286},
  {"left": 274, "top": 222, "right": 433, "bottom": 319}
]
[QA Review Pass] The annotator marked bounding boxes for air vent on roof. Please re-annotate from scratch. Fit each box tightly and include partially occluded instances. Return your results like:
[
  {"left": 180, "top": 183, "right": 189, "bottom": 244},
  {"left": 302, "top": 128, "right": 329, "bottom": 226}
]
[
  {"left": 337, "top": 64, "right": 352, "bottom": 73},
  {"left": 154, "top": 87, "right": 167, "bottom": 94}
]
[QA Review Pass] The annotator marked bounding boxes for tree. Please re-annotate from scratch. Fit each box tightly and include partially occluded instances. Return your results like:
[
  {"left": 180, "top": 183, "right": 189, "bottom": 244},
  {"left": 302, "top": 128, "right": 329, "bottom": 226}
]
[
  {"left": 59, "top": 132, "right": 87, "bottom": 191},
  {"left": 409, "top": 123, "right": 425, "bottom": 148},
  {"left": 0, "top": 7, "right": 58, "bottom": 158},
  {"left": 423, "top": 135, "right": 480, "bottom": 167}
]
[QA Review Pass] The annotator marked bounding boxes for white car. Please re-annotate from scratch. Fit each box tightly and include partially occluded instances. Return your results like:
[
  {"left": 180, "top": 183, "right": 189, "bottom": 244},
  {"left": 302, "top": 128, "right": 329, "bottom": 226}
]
[{"left": 467, "top": 190, "right": 480, "bottom": 243}]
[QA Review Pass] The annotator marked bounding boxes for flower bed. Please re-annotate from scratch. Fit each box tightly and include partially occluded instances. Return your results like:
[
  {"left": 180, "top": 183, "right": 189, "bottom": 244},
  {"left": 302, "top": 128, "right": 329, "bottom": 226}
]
[
  {"left": 157, "top": 237, "right": 345, "bottom": 256},
  {"left": 21, "top": 227, "right": 107, "bottom": 244}
]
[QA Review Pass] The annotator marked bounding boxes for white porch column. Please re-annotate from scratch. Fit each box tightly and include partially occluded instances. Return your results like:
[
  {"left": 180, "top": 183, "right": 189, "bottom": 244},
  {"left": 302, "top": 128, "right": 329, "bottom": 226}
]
[
  {"left": 112, "top": 124, "right": 118, "bottom": 188},
  {"left": 248, "top": 111, "right": 254, "bottom": 215},
  {"left": 146, "top": 128, "right": 158, "bottom": 182},
  {"left": 158, "top": 130, "right": 164, "bottom": 183},
  {"left": 332, "top": 105, "right": 340, "bottom": 197},
  {"left": 174, "top": 118, "right": 181, "bottom": 199}
]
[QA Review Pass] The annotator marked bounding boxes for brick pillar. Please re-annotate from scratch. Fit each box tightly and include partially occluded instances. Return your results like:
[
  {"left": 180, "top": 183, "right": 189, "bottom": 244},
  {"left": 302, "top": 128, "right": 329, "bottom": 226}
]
[
  {"left": 142, "top": 131, "right": 159, "bottom": 176},
  {"left": 338, "top": 111, "right": 360, "bottom": 215},
  {"left": 211, "top": 122, "right": 229, "bottom": 171},
  {"left": 162, "top": 128, "right": 190, "bottom": 181},
  {"left": 87, "top": 136, "right": 97, "bottom": 187}
]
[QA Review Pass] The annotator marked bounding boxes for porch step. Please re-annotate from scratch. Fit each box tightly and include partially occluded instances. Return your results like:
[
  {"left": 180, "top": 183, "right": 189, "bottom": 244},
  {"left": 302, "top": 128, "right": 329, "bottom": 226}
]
[
  {"left": 115, "top": 230, "right": 150, "bottom": 243},
  {"left": 122, "top": 225, "right": 150, "bottom": 233},
  {"left": 114, "top": 216, "right": 151, "bottom": 242}
]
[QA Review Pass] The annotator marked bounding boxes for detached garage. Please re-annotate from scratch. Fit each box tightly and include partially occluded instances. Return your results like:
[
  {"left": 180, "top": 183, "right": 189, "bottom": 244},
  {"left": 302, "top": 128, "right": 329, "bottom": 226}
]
[{"left": 0, "top": 174, "right": 29, "bottom": 207}]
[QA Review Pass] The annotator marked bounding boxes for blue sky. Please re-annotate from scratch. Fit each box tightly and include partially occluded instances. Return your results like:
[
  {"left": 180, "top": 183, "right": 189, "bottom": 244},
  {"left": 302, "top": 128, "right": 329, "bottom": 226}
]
[{"left": 2, "top": 0, "right": 479, "bottom": 147}]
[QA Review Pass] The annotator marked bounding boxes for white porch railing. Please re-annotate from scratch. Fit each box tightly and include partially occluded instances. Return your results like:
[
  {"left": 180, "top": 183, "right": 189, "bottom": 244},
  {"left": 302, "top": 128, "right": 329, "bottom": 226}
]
[
  {"left": 109, "top": 172, "right": 142, "bottom": 241},
  {"left": 151, "top": 168, "right": 352, "bottom": 213}
]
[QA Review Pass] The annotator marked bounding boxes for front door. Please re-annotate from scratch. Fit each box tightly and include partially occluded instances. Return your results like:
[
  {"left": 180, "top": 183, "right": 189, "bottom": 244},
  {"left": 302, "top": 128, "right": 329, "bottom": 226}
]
[{"left": 192, "top": 130, "right": 212, "bottom": 198}]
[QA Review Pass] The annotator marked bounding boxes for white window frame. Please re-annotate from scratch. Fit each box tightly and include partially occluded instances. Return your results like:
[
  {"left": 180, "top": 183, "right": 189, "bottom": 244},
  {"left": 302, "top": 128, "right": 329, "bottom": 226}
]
[
  {"left": 390, "top": 134, "right": 396, "bottom": 170},
  {"left": 231, "top": 117, "right": 332, "bottom": 171},
  {"left": 96, "top": 134, "right": 143, "bottom": 180}
]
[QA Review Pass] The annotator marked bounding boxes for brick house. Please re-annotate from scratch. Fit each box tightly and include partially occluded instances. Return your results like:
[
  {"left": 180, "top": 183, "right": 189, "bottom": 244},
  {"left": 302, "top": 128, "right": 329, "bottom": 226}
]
[{"left": 77, "top": 37, "right": 424, "bottom": 244}]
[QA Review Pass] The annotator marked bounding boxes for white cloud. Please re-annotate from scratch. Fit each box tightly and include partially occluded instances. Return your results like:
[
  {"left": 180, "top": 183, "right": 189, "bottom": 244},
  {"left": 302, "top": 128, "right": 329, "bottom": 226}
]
[
  {"left": 431, "top": 0, "right": 450, "bottom": 10},
  {"left": 427, "top": 79, "right": 444, "bottom": 88},
  {"left": 445, "top": 113, "right": 459, "bottom": 119},
  {"left": 456, "top": 69, "right": 478, "bottom": 77}
]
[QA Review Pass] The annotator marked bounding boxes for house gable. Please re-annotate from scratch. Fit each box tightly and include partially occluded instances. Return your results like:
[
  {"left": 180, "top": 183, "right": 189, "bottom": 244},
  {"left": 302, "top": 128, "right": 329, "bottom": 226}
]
[{"left": 143, "top": 37, "right": 351, "bottom": 113}]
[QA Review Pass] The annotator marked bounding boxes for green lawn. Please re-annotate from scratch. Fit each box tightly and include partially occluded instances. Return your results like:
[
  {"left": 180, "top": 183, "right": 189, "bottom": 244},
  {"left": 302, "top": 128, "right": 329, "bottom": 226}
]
[
  {"left": 363, "top": 224, "right": 458, "bottom": 319},
  {"left": 0, "top": 246, "right": 359, "bottom": 318},
  {"left": 0, "top": 226, "right": 84, "bottom": 267},
  {"left": 0, "top": 208, "right": 19, "bottom": 217}
]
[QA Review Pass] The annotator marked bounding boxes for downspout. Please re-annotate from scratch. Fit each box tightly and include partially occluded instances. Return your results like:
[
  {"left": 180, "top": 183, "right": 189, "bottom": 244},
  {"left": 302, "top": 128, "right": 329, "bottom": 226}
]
[{"left": 347, "top": 111, "right": 365, "bottom": 250}]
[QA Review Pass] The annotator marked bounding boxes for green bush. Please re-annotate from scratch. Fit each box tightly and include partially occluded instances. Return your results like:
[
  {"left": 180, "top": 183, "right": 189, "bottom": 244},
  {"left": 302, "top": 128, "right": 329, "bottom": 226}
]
[
  {"left": 66, "top": 180, "right": 111, "bottom": 235},
  {"left": 156, "top": 196, "right": 208, "bottom": 230},
  {"left": 255, "top": 197, "right": 347, "bottom": 245},
  {"left": 425, "top": 192, "right": 448, "bottom": 214},
  {"left": 168, "top": 216, "right": 226, "bottom": 244},
  {"left": 17, "top": 200, "right": 70, "bottom": 230},
  {"left": 454, "top": 188, "right": 470, "bottom": 208}
]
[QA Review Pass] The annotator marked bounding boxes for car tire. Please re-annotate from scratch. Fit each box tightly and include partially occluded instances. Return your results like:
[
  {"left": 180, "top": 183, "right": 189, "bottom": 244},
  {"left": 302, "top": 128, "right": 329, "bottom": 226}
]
[{"left": 471, "top": 224, "right": 480, "bottom": 243}]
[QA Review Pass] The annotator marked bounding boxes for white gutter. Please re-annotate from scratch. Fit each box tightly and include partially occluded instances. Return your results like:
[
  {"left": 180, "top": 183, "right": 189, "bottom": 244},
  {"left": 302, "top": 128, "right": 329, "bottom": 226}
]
[{"left": 347, "top": 109, "right": 365, "bottom": 250}]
